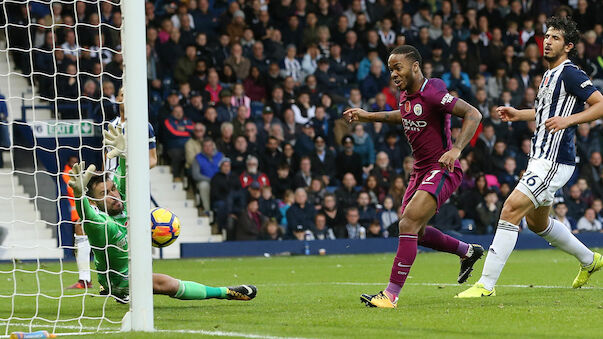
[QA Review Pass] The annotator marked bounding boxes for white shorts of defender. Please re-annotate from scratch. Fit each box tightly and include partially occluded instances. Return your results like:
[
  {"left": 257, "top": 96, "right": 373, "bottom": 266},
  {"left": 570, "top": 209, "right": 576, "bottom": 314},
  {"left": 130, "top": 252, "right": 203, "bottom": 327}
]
[{"left": 516, "top": 157, "right": 575, "bottom": 208}]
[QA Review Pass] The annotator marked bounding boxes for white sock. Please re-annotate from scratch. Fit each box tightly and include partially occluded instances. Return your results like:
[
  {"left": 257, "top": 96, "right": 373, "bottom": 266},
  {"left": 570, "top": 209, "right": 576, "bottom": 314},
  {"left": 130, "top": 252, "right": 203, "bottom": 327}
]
[
  {"left": 538, "top": 218, "right": 594, "bottom": 266},
  {"left": 478, "top": 220, "right": 519, "bottom": 291},
  {"left": 75, "top": 235, "right": 91, "bottom": 282}
]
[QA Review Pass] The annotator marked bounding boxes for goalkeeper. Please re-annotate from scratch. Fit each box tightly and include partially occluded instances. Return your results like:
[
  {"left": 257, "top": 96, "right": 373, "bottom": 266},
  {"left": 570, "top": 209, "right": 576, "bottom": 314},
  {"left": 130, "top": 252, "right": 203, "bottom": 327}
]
[{"left": 68, "top": 124, "right": 257, "bottom": 303}]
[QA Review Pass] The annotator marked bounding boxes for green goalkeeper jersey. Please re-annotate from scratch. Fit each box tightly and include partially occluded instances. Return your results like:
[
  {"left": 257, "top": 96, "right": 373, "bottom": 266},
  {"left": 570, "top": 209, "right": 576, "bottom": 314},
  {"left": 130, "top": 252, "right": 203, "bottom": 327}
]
[{"left": 75, "top": 157, "right": 129, "bottom": 294}]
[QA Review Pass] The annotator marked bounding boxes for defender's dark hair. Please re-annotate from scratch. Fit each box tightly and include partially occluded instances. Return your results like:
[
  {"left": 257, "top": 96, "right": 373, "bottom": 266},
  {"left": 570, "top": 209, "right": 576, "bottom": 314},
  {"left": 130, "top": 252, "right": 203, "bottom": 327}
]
[
  {"left": 390, "top": 45, "right": 422, "bottom": 67},
  {"left": 545, "top": 16, "right": 579, "bottom": 58}
]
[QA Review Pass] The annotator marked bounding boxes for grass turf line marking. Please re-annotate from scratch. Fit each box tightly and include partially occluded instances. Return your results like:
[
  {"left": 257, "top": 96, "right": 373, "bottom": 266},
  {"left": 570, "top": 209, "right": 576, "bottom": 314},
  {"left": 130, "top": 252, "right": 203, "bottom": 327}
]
[
  {"left": 154, "top": 329, "right": 311, "bottom": 339},
  {"left": 0, "top": 323, "right": 311, "bottom": 339},
  {"left": 260, "top": 282, "right": 603, "bottom": 289},
  {"left": 0, "top": 323, "right": 119, "bottom": 331},
  {"left": 0, "top": 331, "right": 121, "bottom": 338}
]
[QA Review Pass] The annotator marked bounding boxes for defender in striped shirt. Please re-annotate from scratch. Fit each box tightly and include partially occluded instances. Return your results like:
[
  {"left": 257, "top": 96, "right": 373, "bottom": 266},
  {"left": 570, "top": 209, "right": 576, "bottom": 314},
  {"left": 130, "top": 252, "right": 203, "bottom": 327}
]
[
  {"left": 458, "top": 17, "right": 603, "bottom": 298},
  {"left": 105, "top": 87, "right": 158, "bottom": 172}
]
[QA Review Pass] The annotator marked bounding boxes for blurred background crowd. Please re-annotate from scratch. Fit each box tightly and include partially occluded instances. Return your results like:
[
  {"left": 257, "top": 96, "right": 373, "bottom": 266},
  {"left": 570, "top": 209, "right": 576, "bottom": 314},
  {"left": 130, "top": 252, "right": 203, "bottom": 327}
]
[{"left": 2, "top": 0, "right": 603, "bottom": 241}]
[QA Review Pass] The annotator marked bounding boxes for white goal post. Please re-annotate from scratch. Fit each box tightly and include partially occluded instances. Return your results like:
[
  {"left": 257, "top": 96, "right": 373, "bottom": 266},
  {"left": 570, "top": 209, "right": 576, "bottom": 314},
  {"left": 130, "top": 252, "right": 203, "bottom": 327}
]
[
  {"left": 0, "top": 0, "right": 153, "bottom": 335},
  {"left": 121, "top": 0, "right": 153, "bottom": 332}
]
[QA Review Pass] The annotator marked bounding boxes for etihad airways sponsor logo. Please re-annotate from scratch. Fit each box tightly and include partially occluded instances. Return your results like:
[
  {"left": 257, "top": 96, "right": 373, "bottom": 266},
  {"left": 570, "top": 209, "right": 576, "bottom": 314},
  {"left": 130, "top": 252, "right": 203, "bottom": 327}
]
[
  {"left": 402, "top": 118, "right": 427, "bottom": 131},
  {"left": 441, "top": 93, "right": 454, "bottom": 105}
]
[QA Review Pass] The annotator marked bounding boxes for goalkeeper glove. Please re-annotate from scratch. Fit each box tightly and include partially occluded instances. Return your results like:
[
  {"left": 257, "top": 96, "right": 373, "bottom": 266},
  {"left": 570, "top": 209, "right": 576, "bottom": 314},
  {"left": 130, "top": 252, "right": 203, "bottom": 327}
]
[
  {"left": 103, "top": 124, "right": 126, "bottom": 159},
  {"left": 68, "top": 161, "right": 96, "bottom": 198}
]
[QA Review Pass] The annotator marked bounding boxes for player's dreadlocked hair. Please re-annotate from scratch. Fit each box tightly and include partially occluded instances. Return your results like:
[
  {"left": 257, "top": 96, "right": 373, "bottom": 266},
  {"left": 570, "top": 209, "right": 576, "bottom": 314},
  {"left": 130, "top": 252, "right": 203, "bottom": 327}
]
[
  {"left": 545, "top": 16, "right": 579, "bottom": 59},
  {"left": 391, "top": 45, "right": 422, "bottom": 67}
]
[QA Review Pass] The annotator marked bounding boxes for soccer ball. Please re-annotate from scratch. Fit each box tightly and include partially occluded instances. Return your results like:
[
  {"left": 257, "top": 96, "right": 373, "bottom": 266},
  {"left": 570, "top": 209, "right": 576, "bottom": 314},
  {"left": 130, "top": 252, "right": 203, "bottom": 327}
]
[{"left": 150, "top": 207, "right": 180, "bottom": 248}]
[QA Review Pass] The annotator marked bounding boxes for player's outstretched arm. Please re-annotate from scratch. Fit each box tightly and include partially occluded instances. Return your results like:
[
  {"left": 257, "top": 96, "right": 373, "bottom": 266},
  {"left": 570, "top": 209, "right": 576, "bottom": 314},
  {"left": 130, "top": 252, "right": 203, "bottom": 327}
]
[
  {"left": 439, "top": 98, "right": 482, "bottom": 171},
  {"left": 496, "top": 106, "right": 536, "bottom": 122},
  {"left": 103, "top": 124, "right": 128, "bottom": 197},
  {"left": 68, "top": 162, "right": 105, "bottom": 225},
  {"left": 545, "top": 91, "right": 603, "bottom": 133},
  {"left": 342, "top": 108, "right": 402, "bottom": 124}
]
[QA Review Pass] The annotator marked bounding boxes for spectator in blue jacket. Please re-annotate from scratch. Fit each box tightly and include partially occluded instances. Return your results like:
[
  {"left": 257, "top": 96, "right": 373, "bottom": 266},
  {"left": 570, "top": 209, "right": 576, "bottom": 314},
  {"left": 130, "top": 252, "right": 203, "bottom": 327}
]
[
  {"left": 554, "top": 202, "right": 578, "bottom": 233},
  {"left": 442, "top": 60, "right": 473, "bottom": 102},
  {"left": 360, "top": 58, "right": 389, "bottom": 100},
  {"left": 356, "top": 49, "right": 384, "bottom": 81},
  {"left": 192, "top": 138, "right": 224, "bottom": 211},
  {"left": 163, "top": 105, "right": 193, "bottom": 181},
  {"left": 295, "top": 122, "right": 316, "bottom": 157},
  {"left": 314, "top": 58, "right": 345, "bottom": 97},
  {"left": 286, "top": 188, "right": 316, "bottom": 238},
  {"left": 356, "top": 191, "right": 376, "bottom": 228},
  {"left": 352, "top": 124, "right": 375, "bottom": 177},
  {"left": 497, "top": 157, "right": 519, "bottom": 188}
]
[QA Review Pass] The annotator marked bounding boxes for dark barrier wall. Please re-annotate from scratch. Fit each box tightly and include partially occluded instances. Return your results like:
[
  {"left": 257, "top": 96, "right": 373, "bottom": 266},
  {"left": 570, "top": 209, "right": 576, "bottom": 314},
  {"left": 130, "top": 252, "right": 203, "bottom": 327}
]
[{"left": 181, "top": 233, "right": 603, "bottom": 258}]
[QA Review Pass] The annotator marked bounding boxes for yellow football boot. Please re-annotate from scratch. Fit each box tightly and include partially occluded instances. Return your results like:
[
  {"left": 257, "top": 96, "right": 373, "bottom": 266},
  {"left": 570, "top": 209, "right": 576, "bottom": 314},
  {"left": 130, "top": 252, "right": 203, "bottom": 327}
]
[
  {"left": 572, "top": 252, "right": 603, "bottom": 288},
  {"left": 226, "top": 285, "right": 257, "bottom": 300},
  {"left": 360, "top": 291, "right": 398, "bottom": 308},
  {"left": 454, "top": 282, "right": 496, "bottom": 298}
]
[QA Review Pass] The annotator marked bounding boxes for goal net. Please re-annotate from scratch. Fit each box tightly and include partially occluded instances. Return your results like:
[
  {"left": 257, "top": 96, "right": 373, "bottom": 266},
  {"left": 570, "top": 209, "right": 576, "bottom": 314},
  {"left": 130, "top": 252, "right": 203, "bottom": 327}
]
[{"left": 0, "top": 0, "right": 152, "bottom": 335}]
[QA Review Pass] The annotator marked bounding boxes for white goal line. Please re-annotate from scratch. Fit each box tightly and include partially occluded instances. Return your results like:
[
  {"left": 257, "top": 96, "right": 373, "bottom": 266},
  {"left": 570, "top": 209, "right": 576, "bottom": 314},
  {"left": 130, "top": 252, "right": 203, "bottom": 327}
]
[{"left": 0, "top": 322, "right": 310, "bottom": 339}]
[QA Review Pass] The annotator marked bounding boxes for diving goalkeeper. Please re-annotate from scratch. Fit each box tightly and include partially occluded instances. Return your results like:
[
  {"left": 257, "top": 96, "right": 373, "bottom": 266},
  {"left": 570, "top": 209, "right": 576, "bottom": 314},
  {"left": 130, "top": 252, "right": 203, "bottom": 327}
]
[{"left": 68, "top": 124, "right": 257, "bottom": 303}]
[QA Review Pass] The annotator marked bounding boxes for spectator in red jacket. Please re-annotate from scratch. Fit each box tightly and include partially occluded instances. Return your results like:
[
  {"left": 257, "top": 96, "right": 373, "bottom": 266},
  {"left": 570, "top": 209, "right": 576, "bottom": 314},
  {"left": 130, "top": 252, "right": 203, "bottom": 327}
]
[
  {"left": 163, "top": 105, "right": 194, "bottom": 181},
  {"left": 239, "top": 155, "right": 270, "bottom": 189}
]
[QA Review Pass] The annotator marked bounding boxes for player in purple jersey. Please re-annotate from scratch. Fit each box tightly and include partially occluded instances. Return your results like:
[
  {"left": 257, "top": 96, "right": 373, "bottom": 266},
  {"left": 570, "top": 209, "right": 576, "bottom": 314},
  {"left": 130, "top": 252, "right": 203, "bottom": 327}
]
[{"left": 343, "top": 45, "right": 483, "bottom": 308}]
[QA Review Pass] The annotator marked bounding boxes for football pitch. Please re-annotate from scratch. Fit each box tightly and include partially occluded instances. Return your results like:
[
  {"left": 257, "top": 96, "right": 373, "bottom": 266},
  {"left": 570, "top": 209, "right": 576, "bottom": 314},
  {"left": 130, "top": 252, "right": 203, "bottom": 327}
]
[{"left": 1, "top": 249, "right": 602, "bottom": 338}]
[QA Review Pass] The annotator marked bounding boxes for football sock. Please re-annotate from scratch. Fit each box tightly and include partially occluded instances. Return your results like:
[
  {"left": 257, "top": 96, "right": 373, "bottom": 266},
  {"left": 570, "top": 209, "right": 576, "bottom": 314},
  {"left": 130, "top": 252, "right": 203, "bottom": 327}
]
[
  {"left": 386, "top": 234, "right": 418, "bottom": 299},
  {"left": 174, "top": 281, "right": 227, "bottom": 300},
  {"left": 418, "top": 226, "right": 470, "bottom": 258},
  {"left": 478, "top": 220, "right": 519, "bottom": 291},
  {"left": 75, "top": 235, "right": 91, "bottom": 282},
  {"left": 537, "top": 218, "right": 594, "bottom": 266}
]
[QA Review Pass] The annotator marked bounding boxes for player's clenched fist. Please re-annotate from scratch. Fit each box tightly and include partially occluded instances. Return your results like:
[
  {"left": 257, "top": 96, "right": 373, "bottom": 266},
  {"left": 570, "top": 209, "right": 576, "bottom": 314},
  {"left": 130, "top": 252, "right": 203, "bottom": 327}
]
[
  {"left": 496, "top": 106, "right": 519, "bottom": 122},
  {"left": 68, "top": 161, "right": 96, "bottom": 198},
  {"left": 342, "top": 108, "right": 366, "bottom": 124}
]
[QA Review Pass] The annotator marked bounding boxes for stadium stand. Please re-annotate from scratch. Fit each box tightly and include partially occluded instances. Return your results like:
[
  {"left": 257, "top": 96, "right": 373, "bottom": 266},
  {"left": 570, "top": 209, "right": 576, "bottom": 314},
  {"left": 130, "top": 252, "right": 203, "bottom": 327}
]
[{"left": 2, "top": 0, "right": 603, "bottom": 242}]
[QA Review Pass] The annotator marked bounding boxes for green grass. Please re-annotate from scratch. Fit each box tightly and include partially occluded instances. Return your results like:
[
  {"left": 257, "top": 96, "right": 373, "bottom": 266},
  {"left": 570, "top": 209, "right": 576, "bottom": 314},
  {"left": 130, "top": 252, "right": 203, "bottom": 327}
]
[{"left": 1, "top": 249, "right": 602, "bottom": 338}]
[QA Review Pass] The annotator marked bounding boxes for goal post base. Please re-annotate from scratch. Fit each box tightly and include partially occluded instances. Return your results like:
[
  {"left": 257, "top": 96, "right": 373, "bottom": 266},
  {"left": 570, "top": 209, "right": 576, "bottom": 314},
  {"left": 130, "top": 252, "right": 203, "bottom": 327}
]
[
  {"left": 121, "top": 311, "right": 156, "bottom": 333},
  {"left": 120, "top": 311, "right": 131, "bottom": 332}
]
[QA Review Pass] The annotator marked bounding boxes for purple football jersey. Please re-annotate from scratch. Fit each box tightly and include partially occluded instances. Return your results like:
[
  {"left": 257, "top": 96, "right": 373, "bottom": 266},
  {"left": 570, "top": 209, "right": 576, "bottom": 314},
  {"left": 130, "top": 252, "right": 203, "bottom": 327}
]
[{"left": 398, "top": 78, "right": 460, "bottom": 171}]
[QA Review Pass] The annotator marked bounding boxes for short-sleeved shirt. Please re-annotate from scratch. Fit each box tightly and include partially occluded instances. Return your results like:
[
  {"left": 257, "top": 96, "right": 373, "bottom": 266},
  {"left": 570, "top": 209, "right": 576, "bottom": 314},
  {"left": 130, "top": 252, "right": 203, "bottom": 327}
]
[
  {"left": 398, "top": 78, "right": 460, "bottom": 171},
  {"left": 531, "top": 60, "right": 597, "bottom": 165}
]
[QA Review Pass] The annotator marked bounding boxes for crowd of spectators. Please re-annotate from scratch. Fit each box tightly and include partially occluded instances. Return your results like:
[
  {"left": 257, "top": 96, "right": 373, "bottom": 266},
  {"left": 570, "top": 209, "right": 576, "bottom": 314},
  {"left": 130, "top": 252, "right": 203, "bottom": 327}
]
[{"left": 3, "top": 0, "right": 603, "bottom": 240}]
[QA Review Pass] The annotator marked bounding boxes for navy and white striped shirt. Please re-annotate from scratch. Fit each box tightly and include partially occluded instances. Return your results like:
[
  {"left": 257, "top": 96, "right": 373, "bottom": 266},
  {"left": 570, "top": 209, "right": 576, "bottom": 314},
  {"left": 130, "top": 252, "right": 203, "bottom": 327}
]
[
  {"left": 531, "top": 60, "right": 596, "bottom": 165},
  {"left": 105, "top": 117, "right": 157, "bottom": 172}
]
